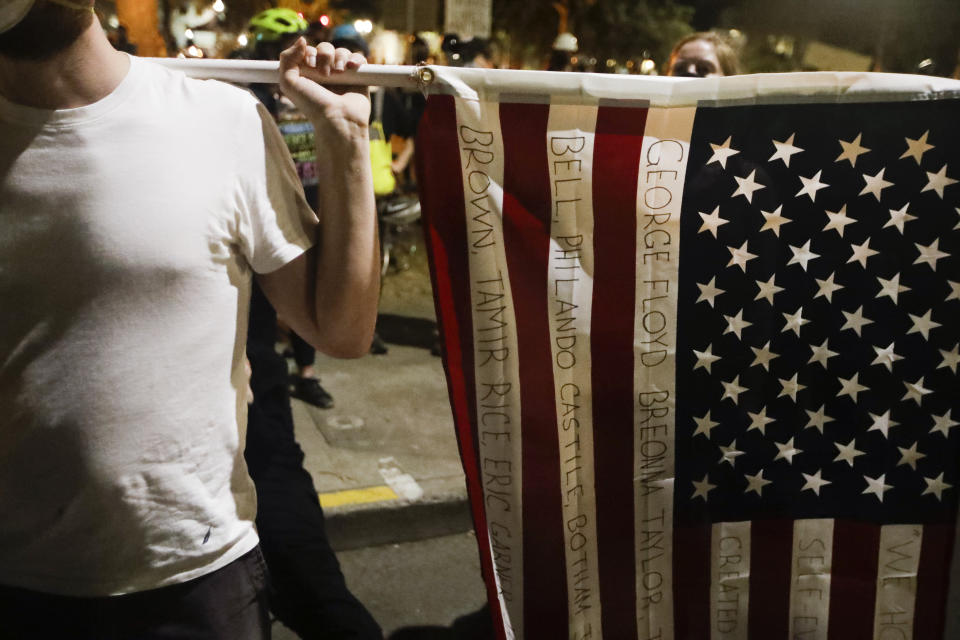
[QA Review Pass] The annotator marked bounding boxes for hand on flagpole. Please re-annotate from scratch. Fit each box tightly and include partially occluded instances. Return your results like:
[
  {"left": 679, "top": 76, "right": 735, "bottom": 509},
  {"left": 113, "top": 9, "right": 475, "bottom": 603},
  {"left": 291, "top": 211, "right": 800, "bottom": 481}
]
[{"left": 278, "top": 37, "right": 370, "bottom": 139}]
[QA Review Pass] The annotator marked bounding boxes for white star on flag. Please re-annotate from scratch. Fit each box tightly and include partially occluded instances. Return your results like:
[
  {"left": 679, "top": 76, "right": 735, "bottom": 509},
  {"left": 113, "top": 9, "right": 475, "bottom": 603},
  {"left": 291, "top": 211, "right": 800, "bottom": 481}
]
[
  {"left": 907, "top": 310, "right": 941, "bottom": 340},
  {"left": 754, "top": 275, "right": 784, "bottom": 304},
  {"left": 808, "top": 339, "right": 838, "bottom": 367},
  {"left": 948, "top": 281, "right": 960, "bottom": 302},
  {"left": 860, "top": 168, "right": 893, "bottom": 201},
  {"left": 691, "top": 474, "right": 716, "bottom": 501},
  {"left": 930, "top": 411, "right": 958, "bottom": 437},
  {"left": 774, "top": 437, "right": 802, "bottom": 464},
  {"left": 698, "top": 206, "right": 728, "bottom": 238},
  {"left": 922, "top": 473, "right": 952, "bottom": 501},
  {"left": 938, "top": 344, "right": 960, "bottom": 373},
  {"left": 723, "top": 310, "right": 752, "bottom": 339},
  {"left": 847, "top": 239, "right": 879, "bottom": 268},
  {"left": 814, "top": 273, "right": 843, "bottom": 302},
  {"left": 884, "top": 203, "right": 917, "bottom": 233},
  {"left": 692, "top": 411, "right": 719, "bottom": 438},
  {"left": 834, "top": 439, "right": 864, "bottom": 467},
  {"left": 871, "top": 342, "right": 903, "bottom": 371},
  {"left": 706, "top": 135, "right": 739, "bottom": 168},
  {"left": 747, "top": 407, "right": 775, "bottom": 434},
  {"left": 744, "top": 469, "right": 772, "bottom": 496},
  {"left": 719, "top": 439, "right": 745, "bottom": 465},
  {"left": 732, "top": 169, "right": 765, "bottom": 202},
  {"left": 727, "top": 240, "right": 758, "bottom": 272},
  {"left": 840, "top": 305, "right": 873, "bottom": 336},
  {"left": 836, "top": 132, "right": 870, "bottom": 166},
  {"left": 913, "top": 239, "right": 949, "bottom": 270},
  {"left": 862, "top": 473, "right": 893, "bottom": 502},
  {"left": 867, "top": 410, "right": 898, "bottom": 438},
  {"left": 837, "top": 373, "right": 869, "bottom": 402},
  {"left": 876, "top": 273, "right": 910, "bottom": 304},
  {"left": 922, "top": 164, "right": 957, "bottom": 198},
  {"left": 769, "top": 133, "right": 803, "bottom": 167},
  {"left": 900, "top": 130, "right": 934, "bottom": 164},
  {"left": 804, "top": 405, "right": 833, "bottom": 432},
  {"left": 796, "top": 170, "right": 828, "bottom": 202},
  {"left": 721, "top": 375, "right": 748, "bottom": 403},
  {"left": 902, "top": 377, "right": 932, "bottom": 404},
  {"left": 896, "top": 442, "right": 926, "bottom": 470},
  {"left": 777, "top": 373, "right": 805, "bottom": 401},
  {"left": 750, "top": 341, "right": 779, "bottom": 371},
  {"left": 782, "top": 307, "right": 809, "bottom": 336},
  {"left": 823, "top": 204, "right": 856, "bottom": 236},
  {"left": 787, "top": 240, "right": 820, "bottom": 271},
  {"left": 759, "top": 205, "right": 791, "bottom": 236},
  {"left": 801, "top": 470, "right": 831, "bottom": 495},
  {"left": 693, "top": 346, "right": 722, "bottom": 373},
  {"left": 696, "top": 276, "right": 724, "bottom": 307}
]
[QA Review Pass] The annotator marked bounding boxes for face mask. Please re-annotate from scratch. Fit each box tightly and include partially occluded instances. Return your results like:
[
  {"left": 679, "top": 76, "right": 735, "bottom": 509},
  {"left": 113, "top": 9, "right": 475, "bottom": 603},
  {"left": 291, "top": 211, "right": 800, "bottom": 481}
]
[{"left": 0, "top": 0, "right": 35, "bottom": 34}]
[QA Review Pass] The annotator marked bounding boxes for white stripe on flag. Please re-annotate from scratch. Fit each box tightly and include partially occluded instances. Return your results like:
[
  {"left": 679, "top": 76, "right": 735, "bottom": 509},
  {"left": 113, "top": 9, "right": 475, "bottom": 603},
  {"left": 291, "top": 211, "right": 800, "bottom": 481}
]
[
  {"left": 788, "top": 518, "right": 834, "bottom": 640},
  {"left": 454, "top": 96, "right": 525, "bottom": 640},
  {"left": 873, "top": 524, "right": 922, "bottom": 640},
  {"left": 710, "top": 520, "right": 751, "bottom": 640},
  {"left": 546, "top": 102, "right": 603, "bottom": 639},
  {"left": 633, "top": 106, "right": 696, "bottom": 640}
]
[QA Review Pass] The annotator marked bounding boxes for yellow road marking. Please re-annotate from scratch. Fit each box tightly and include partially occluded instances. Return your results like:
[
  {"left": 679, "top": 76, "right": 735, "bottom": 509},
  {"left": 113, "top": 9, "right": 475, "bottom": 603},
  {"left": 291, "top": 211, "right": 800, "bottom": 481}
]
[{"left": 319, "top": 485, "right": 399, "bottom": 508}]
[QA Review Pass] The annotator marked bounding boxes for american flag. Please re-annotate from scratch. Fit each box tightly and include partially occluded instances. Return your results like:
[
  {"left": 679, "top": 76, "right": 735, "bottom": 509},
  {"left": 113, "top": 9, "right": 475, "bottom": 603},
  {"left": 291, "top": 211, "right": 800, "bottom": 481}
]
[{"left": 415, "top": 67, "right": 960, "bottom": 640}]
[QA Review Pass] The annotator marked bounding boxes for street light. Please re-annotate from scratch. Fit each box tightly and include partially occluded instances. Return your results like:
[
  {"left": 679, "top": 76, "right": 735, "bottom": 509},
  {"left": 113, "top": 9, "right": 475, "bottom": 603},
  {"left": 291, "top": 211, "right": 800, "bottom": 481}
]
[{"left": 354, "top": 19, "right": 373, "bottom": 35}]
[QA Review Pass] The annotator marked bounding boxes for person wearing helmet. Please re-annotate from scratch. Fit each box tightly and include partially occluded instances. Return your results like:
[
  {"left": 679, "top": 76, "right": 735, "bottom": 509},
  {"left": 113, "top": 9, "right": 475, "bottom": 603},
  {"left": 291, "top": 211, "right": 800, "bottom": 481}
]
[
  {"left": 548, "top": 31, "right": 578, "bottom": 71},
  {"left": 246, "top": 7, "right": 338, "bottom": 412},
  {"left": 0, "top": 2, "right": 378, "bottom": 639},
  {"left": 242, "top": 8, "right": 383, "bottom": 640},
  {"left": 330, "top": 23, "right": 370, "bottom": 58},
  {"left": 249, "top": 7, "right": 309, "bottom": 60}
]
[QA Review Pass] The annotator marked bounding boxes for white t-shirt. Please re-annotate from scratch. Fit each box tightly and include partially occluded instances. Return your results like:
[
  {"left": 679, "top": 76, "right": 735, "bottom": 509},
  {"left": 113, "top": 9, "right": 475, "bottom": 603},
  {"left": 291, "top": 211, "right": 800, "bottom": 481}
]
[{"left": 0, "top": 56, "right": 318, "bottom": 596}]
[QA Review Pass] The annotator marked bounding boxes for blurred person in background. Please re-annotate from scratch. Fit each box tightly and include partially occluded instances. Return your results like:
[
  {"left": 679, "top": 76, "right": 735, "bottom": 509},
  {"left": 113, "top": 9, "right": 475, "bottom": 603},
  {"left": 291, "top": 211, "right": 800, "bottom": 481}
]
[
  {"left": 666, "top": 31, "right": 740, "bottom": 78},
  {"left": 241, "top": 8, "right": 384, "bottom": 639},
  {"left": 248, "top": 8, "right": 339, "bottom": 407}
]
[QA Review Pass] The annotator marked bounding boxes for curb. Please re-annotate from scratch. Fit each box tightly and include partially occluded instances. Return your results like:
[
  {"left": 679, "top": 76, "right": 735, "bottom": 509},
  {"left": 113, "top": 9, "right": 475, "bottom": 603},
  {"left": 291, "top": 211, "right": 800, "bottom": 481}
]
[{"left": 325, "top": 489, "right": 474, "bottom": 551}]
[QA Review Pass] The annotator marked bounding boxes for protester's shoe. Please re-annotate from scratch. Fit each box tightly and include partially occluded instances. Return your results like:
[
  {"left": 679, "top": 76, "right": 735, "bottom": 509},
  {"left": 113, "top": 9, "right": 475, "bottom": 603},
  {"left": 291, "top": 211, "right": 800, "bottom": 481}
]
[
  {"left": 370, "top": 332, "right": 389, "bottom": 355},
  {"left": 291, "top": 377, "right": 334, "bottom": 409}
]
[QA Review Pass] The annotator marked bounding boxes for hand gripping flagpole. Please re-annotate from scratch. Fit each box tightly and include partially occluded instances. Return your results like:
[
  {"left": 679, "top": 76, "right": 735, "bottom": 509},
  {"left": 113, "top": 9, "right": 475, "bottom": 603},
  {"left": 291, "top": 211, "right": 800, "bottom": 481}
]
[{"left": 146, "top": 58, "right": 434, "bottom": 91}]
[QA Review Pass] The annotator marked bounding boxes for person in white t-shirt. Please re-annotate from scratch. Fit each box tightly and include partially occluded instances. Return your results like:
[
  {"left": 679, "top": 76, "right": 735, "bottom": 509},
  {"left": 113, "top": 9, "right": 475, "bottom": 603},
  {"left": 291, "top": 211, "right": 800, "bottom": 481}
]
[{"left": 0, "top": 1, "right": 378, "bottom": 638}]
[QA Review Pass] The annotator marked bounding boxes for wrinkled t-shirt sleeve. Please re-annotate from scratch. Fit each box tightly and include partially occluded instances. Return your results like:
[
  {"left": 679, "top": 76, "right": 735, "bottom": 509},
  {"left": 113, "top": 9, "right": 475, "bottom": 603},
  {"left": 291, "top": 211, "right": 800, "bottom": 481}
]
[{"left": 235, "top": 99, "right": 318, "bottom": 274}]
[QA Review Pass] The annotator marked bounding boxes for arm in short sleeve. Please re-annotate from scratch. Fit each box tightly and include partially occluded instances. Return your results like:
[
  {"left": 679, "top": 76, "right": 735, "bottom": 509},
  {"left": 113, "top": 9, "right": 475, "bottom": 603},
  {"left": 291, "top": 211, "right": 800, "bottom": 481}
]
[{"left": 235, "top": 99, "right": 319, "bottom": 274}]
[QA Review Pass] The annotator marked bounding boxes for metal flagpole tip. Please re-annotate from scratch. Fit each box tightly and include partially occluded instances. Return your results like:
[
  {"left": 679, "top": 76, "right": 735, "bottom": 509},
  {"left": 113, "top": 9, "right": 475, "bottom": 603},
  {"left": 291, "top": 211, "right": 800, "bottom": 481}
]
[{"left": 0, "top": 0, "right": 35, "bottom": 34}]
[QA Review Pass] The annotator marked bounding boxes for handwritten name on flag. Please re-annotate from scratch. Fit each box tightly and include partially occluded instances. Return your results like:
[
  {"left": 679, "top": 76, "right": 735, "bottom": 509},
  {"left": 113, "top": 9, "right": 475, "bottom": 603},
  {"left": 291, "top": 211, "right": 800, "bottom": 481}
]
[{"left": 416, "top": 67, "right": 960, "bottom": 640}]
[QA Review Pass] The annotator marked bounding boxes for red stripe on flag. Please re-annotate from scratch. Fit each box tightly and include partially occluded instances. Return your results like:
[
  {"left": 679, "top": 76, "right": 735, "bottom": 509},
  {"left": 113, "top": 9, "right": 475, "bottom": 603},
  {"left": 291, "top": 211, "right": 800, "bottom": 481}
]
[
  {"left": 674, "top": 523, "right": 712, "bottom": 639},
  {"left": 592, "top": 104, "right": 647, "bottom": 638},
  {"left": 499, "top": 101, "right": 569, "bottom": 638},
  {"left": 417, "top": 95, "right": 507, "bottom": 638},
  {"left": 914, "top": 522, "right": 956, "bottom": 639},
  {"left": 748, "top": 518, "right": 792, "bottom": 637},
  {"left": 827, "top": 519, "right": 879, "bottom": 640}
]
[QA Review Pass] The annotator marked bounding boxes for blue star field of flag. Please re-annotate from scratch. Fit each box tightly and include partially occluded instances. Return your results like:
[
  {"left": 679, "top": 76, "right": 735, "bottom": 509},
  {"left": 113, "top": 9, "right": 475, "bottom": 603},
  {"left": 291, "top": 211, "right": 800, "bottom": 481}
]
[{"left": 675, "top": 99, "right": 960, "bottom": 525}]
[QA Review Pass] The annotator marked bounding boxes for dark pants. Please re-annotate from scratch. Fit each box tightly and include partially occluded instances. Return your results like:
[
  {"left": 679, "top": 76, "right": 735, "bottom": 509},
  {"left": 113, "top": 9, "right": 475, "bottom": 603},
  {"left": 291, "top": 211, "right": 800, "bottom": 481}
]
[
  {"left": 0, "top": 547, "right": 270, "bottom": 640},
  {"left": 290, "top": 329, "right": 316, "bottom": 370},
  {"left": 245, "top": 283, "right": 382, "bottom": 640}
]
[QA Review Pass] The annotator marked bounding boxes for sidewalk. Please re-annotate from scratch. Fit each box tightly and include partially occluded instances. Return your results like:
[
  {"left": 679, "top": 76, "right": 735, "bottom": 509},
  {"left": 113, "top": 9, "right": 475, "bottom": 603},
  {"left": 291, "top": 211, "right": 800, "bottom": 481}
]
[{"left": 289, "top": 229, "right": 474, "bottom": 550}]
